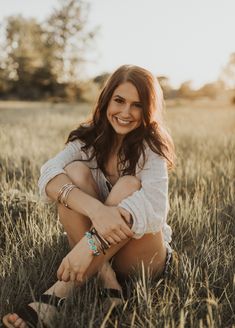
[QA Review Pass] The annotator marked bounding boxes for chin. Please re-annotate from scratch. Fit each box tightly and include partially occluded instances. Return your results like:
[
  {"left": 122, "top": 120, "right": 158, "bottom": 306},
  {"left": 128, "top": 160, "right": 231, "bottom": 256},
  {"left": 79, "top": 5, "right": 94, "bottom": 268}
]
[{"left": 112, "top": 125, "right": 134, "bottom": 135}]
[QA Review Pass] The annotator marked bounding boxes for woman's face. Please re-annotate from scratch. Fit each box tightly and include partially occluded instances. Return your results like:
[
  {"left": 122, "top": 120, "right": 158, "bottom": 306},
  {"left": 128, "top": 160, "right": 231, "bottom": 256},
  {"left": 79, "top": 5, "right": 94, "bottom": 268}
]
[{"left": 106, "top": 82, "right": 143, "bottom": 139}]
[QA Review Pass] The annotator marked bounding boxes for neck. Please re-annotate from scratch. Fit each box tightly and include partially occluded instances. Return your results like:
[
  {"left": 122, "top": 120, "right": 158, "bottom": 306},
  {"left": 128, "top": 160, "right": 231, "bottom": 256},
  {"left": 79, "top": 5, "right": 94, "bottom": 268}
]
[{"left": 112, "top": 135, "right": 124, "bottom": 155}]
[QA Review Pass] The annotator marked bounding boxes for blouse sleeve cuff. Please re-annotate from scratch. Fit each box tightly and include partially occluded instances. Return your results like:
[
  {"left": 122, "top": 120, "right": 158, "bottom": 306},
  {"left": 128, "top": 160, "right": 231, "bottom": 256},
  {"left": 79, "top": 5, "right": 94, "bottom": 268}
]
[
  {"left": 38, "top": 169, "right": 66, "bottom": 203},
  {"left": 118, "top": 197, "right": 146, "bottom": 239}
]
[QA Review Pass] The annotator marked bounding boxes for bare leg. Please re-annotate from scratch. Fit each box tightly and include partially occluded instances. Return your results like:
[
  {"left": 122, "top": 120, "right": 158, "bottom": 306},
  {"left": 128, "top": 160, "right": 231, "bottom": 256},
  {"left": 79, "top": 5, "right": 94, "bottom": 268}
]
[
  {"left": 58, "top": 161, "right": 122, "bottom": 290},
  {"left": 6, "top": 164, "right": 166, "bottom": 327},
  {"left": 78, "top": 175, "right": 167, "bottom": 282},
  {"left": 55, "top": 174, "right": 166, "bottom": 285}
]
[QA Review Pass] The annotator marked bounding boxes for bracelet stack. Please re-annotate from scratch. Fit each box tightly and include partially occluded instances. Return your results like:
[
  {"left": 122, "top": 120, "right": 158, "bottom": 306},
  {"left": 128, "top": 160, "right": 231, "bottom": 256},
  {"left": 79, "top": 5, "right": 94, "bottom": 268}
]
[
  {"left": 57, "top": 183, "right": 77, "bottom": 209},
  {"left": 90, "top": 228, "right": 110, "bottom": 255},
  {"left": 85, "top": 228, "right": 110, "bottom": 256},
  {"left": 85, "top": 231, "right": 100, "bottom": 256},
  {"left": 57, "top": 183, "right": 111, "bottom": 257}
]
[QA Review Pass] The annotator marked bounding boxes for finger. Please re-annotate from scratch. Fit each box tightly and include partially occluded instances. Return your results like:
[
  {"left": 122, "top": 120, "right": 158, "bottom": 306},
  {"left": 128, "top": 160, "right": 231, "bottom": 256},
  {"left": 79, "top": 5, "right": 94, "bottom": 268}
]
[
  {"left": 110, "top": 232, "right": 122, "bottom": 243},
  {"left": 118, "top": 207, "right": 131, "bottom": 222},
  {"left": 57, "top": 262, "right": 65, "bottom": 280},
  {"left": 106, "top": 236, "right": 116, "bottom": 245},
  {"left": 118, "top": 209, "right": 133, "bottom": 231},
  {"left": 98, "top": 234, "right": 111, "bottom": 248},
  {"left": 121, "top": 224, "right": 134, "bottom": 238},
  {"left": 115, "top": 230, "right": 128, "bottom": 240},
  {"left": 61, "top": 269, "right": 71, "bottom": 282},
  {"left": 98, "top": 232, "right": 110, "bottom": 245},
  {"left": 76, "top": 272, "right": 84, "bottom": 282},
  {"left": 69, "top": 271, "right": 76, "bottom": 282},
  {"left": 14, "top": 317, "right": 24, "bottom": 327}
]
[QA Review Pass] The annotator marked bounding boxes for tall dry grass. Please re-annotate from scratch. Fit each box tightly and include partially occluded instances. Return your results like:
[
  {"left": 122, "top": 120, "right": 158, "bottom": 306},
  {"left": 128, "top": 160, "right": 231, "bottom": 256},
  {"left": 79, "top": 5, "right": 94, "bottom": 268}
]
[{"left": 0, "top": 100, "right": 234, "bottom": 327}]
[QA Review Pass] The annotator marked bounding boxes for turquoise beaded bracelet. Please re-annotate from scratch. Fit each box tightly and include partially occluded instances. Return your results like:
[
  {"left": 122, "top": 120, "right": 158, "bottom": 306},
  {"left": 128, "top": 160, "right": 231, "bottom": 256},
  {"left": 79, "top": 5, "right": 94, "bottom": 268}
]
[{"left": 85, "top": 231, "right": 100, "bottom": 256}]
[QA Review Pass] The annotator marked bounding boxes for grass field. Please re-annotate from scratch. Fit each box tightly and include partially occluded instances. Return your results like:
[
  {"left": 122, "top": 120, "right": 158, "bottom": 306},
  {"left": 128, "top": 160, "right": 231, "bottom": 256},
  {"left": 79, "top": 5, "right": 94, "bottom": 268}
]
[{"left": 0, "top": 100, "right": 234, "bottom": 327}]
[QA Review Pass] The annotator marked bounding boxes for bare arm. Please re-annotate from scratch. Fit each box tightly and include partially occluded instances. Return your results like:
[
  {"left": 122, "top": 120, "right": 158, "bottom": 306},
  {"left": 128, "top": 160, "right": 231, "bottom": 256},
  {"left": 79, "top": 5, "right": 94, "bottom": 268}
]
[
  {"left": 45, "top": 173, "right": 133, "bottom": 243},
  {"left": 45, "top": 173, "right": 102, "bottom": 218}
]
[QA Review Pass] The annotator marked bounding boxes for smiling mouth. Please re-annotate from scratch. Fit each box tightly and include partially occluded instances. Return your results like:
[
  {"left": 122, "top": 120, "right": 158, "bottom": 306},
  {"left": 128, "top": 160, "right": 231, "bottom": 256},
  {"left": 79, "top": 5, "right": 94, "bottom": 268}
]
[{"left": 114, "top": 116, "right": 133, "bottom": 125}]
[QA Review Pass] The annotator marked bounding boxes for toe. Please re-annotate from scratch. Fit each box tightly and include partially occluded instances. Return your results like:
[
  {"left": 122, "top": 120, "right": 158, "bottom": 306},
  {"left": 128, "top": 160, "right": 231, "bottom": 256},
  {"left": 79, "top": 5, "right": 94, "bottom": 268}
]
[
  {"left": 14, "top": 317, "right": 24, "bottom": 327},
  {"left": 8, "top": 313, "right": 18, "bottom": 323},
  {"left": 20, "top": 321, "right": 27, "bottom": 328}
]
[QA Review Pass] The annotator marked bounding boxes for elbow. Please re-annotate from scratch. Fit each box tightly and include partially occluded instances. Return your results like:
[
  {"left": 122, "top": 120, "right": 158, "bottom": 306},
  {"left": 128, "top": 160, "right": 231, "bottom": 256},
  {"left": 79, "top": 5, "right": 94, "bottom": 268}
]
[{"left": 44, "top": 180, "right": 56, "bottom": 201}]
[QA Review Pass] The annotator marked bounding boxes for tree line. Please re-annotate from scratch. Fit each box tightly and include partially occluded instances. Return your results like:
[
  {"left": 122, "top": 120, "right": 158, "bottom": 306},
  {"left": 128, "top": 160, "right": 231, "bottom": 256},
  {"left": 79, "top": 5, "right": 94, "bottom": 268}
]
[{"left": 0, "top": 0, "right": 234, "bottom": 102}]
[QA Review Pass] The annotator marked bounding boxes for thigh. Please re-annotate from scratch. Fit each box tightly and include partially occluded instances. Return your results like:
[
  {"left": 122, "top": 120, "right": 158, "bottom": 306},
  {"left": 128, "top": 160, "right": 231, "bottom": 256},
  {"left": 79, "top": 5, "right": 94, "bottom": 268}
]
[{"left": 112, "top": 230, "right": 167, "bottom": 277}]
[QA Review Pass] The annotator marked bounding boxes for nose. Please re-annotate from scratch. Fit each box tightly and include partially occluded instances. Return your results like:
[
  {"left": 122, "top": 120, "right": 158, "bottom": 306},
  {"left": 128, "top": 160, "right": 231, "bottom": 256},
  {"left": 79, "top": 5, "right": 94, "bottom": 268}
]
[{"left": 122, "top": 103, "right": 131, "bottom": 116}]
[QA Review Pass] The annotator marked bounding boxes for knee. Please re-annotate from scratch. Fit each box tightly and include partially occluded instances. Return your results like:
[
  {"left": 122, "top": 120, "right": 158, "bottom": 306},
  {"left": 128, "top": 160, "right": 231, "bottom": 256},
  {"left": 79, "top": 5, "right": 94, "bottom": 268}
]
[
  {"left": 116, "top": 175, "right": 141, "bottom": 193},
  {"left": 105, "top": 175, "right": 141, "bottom": 206},
  {"left": 64, "top": 161, "right": 93, "bottom": 188}
]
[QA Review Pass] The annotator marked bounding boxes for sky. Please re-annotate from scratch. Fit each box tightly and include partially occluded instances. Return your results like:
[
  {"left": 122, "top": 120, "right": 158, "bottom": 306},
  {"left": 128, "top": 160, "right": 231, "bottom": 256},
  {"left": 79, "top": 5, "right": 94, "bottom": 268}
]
[{"left": 0, "top": 0, "right": 234, "bottom": 88}]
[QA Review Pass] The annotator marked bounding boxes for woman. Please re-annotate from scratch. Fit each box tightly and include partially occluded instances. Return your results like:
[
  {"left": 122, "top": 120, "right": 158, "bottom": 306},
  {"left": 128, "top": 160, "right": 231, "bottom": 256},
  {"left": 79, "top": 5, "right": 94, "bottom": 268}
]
[{"left": 3, "top": 64, "right": 176, "bottom": 328}]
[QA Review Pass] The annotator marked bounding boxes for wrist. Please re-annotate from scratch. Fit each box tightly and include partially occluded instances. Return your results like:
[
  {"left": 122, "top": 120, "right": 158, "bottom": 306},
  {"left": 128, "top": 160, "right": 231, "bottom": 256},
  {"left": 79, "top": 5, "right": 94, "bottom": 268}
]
[{"left": 86, "top": 199, "right": 104, "bottom": 221}]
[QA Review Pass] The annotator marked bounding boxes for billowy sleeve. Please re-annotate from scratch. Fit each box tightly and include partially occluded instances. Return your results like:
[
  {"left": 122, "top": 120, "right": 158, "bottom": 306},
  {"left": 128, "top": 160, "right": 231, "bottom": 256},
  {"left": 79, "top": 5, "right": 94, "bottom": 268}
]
[
  {"left": 38, "top": 139, "right": 85, "bottom": 203},
  {"left": 118, "top": 149, "right": 169, "bottom": 239}
]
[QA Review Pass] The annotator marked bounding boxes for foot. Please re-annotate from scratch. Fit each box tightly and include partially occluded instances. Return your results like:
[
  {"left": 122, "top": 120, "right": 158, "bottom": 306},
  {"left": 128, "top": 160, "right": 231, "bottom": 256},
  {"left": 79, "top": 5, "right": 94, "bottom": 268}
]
[
  {"left": 2, "top": 281, "right": 73, "bottom": 328},
  {"left": 3, "top": 294, "right": 62, "bottom": 328},
  {"left": 99, "top": 261, "right": 122, "bottom": 291},
  {"left": 3, "top": 301, "right": 58, "bottom": 328},
  {"left": 98, "top": 262, "right": 124, "bottom": 311}
]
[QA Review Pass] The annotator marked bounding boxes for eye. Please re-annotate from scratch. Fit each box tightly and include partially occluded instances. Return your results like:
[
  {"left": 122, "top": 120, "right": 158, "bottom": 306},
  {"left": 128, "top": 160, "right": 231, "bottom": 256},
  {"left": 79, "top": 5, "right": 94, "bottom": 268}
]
[
  {"left": 133, "top": 103, "right": 142, "bottom": 109},
  {"left": 114, "top": 98, "right": 124, "bottom": 104}
]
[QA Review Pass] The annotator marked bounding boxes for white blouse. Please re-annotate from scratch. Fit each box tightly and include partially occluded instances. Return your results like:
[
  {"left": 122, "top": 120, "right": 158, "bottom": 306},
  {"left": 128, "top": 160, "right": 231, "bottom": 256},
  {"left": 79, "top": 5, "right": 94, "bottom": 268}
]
[{"left": 38, "top": 139, "right": 172, "bottom": 244}]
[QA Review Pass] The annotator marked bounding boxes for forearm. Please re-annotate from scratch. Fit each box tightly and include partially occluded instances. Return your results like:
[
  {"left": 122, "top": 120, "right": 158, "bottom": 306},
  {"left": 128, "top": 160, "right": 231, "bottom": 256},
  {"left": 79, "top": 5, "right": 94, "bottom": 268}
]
[{"left": 45, "top": 173, "right": 103, "bottom": 218}]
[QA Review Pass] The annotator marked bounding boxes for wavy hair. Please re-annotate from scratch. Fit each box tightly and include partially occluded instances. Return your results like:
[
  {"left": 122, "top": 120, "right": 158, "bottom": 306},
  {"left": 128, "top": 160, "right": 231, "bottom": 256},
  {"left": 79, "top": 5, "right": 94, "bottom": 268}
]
[{"left": 66, "top": 65, "right": 175, "bottom": 176}]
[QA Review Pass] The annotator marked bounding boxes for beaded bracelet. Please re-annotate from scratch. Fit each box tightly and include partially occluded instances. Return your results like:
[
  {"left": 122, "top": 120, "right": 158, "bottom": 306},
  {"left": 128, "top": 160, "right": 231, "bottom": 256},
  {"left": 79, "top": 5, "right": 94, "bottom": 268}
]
[
  {"left": 90, "top": 227, "right": 110, "bottom": 251},
  {"left": 85, "top": 231, "right": 100, "bottom": 256},
  {"left": 92, "top": 233, "right": 106, "bottom": 255}
]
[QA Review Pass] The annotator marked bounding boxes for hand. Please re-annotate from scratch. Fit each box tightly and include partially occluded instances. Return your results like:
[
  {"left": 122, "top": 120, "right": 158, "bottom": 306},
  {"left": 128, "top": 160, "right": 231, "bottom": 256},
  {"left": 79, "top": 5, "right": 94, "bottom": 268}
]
[
  {"left": 57, "top": 236, "right": 93, "bottom": 282},
  {"left": 90, "top": 205, "right": 134, "bottom": 245}
]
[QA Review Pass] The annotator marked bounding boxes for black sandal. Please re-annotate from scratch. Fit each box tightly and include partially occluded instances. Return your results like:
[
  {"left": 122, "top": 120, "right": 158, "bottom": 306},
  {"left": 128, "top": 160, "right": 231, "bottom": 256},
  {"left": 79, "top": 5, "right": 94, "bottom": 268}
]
[
  {"left": 99, "top": 288, "right": 123, "bottom": 300},
  {"left": 99, "top": 288, "right": 124, "bottom": 314},
  {"left": 2, "top": 294, "right": 66, "bottom": 328}
]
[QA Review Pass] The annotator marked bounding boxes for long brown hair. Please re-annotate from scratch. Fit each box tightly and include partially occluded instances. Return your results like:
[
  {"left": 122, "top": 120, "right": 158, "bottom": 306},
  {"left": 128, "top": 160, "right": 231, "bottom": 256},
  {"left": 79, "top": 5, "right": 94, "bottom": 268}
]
[{"left": 66, "top": 65, "right": 175, "bottom": 176}]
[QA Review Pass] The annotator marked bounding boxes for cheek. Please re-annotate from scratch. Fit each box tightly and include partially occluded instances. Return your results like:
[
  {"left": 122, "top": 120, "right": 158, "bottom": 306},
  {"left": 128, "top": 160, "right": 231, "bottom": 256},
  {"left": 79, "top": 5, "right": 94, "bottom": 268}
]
[
  {"left": 107, "top": 103, "right": 115, "bottom": 117},
  {"left": 106, "top": 105, "right": 112, "bottom": 119},
  {"left": 134, "top": 111, "right": 143, "bottom": 124}
]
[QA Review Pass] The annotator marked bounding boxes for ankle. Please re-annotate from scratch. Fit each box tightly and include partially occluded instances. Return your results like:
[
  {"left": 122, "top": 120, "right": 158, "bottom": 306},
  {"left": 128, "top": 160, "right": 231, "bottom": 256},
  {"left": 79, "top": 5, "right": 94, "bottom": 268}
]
[
  {"left": 98, "top": 262, "right": 122, "bottom": 291},
  {"left": 100, "top": 270, "right": 122, "bottom": 291},
  {"left": 45, "top": 280, "right": 74, "bottom": 299}
]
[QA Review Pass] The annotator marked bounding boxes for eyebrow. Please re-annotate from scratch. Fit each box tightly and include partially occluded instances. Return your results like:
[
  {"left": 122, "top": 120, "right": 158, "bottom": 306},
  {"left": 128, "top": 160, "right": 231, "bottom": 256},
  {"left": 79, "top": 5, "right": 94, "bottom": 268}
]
[{"left": 114, "top": 94, "right": 142, "bottom": 104}]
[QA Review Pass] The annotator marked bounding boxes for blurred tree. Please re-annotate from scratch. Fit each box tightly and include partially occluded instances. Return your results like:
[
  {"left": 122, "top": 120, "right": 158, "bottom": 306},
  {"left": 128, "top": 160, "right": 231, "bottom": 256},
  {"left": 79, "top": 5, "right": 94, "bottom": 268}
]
[
  {"left": 157, "top": 76, "right": 176, "bottom": 99},
  {"left": 177, "top": 80, "right": 195, "bottom": 99},
  {"left": 3, "top": 16, "right": 57, "bottom": 99},
  {"left": 195, "top": 82, "right": 220, "bottom": 99},
  {"left": 93, "top": 72, "right": 110, "bottom": 88},
  {"left": 0, "top": 0, "right": 96, "bottom": 100},
  {"left": 45, "top": 0, "right": 95, "bottom": 83},
  {"left": 219, "top": 52, "right": 235, "bottom": 104},
  {"left": 220, "top": 52, "right": 235, "bottom": 89}
]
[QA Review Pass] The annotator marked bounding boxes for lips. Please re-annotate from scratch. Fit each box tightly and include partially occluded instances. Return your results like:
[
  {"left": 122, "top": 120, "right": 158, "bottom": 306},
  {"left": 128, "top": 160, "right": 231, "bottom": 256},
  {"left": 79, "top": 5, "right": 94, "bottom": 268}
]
[{"left": 114, "top": 116, "right": 133, "bottom": 126}]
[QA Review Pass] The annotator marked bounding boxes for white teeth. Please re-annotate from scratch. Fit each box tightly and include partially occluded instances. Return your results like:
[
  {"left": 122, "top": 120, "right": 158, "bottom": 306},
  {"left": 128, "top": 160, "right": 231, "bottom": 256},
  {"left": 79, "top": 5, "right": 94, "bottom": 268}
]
[{"left": 116, "top": 117, "right": 132, "bottom": 125}]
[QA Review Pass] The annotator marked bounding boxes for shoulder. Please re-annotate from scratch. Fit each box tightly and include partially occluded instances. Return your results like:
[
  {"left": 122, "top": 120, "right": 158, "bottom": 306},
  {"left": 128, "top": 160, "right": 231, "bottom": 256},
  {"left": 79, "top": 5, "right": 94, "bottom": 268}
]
[
  {"left": 136, "top": 142, "right": 167, "bottom": 175},
  {"left": 66, "top": 138, "right": 86, "bottom": 150},
  {"left": 143, "top": 142, "right": 166, "bottom": 165}
]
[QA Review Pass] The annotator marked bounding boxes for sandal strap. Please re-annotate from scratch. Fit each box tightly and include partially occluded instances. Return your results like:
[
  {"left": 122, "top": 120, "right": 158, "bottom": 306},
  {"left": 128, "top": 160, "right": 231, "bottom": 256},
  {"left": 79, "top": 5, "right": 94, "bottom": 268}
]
[
  {"left": 39, "top": 294, "right": 66, "bottom": 309},
  {"left": 16, "top": 304, "right": 43, "bottom": 328},
  {"left": 99, "top": 288, "right": 123, "bottom": 299},
  {"left": 14, "top": 295, "right": 65, "bottom": 328}
]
